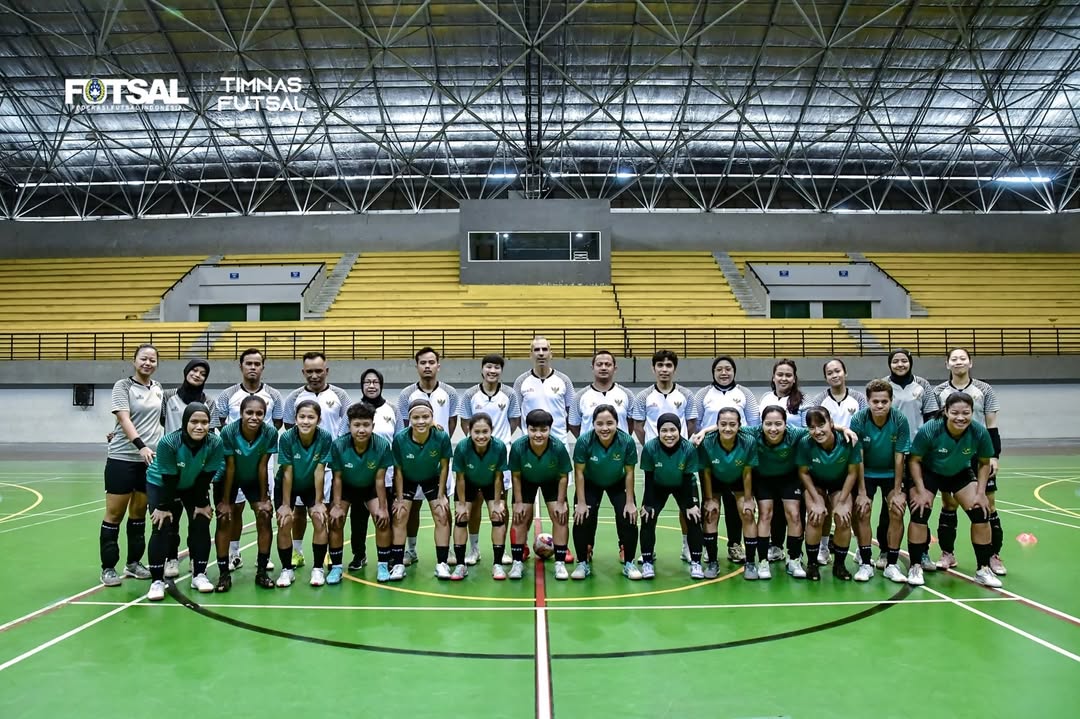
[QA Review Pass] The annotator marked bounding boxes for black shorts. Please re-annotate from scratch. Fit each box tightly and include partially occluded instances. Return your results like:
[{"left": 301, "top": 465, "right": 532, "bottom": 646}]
[
  {"left": 341, "top": 483, "right": 378, "bottom": 507},
  {"left": 147, "top": 483, "right": 210, "bottom": 514},
  {"left": 517, "top": 482, "right": 560, "bottom": 505},
  {"left": 463, "top": 480, "right": 498, "bottom": 502},
  {"left": 813, "top": 480, "right": 845, "bottom": 497},
  {"left": 864, "top": 475, "right": 897, "bottom": 499},
  {"left": 402, "top": 478, "right": 441, "bottom": 502},
  {"left": 642, "top": 482, "right": 695, "bottom": 516},
  {"left": 752, "top": 471, "right": 802, "bottom": 502},
  {"left": 212, "top": 480, "right": 261, "bottom": 506},
  {"left": 104, "top": 458, "right": 147, "bottom": 495},
  {"left": 972, "top": 457, "right": 998, "bottom": 493},
  {"left": 925, "top": 468, "right": 976, "bottom": 495},
  {"left": 274, "top": 482, "right": 317, "bottom": 510}
]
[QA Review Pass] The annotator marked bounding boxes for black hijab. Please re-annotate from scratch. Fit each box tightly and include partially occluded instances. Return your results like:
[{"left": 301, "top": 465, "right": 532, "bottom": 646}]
[
  {"left": 180, "top": 402, "right": 211, "bottom": 453},
  {"left": 177, "top": 359, "right": 210, "bottom": 404},
  {"left": 361, "top": 368, "right": 386, "bottom": 408}
]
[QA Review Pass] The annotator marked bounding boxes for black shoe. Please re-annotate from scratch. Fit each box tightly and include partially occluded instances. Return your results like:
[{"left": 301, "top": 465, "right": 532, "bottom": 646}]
[
  {"left": 348, "top": 556, "right": 367, "bottom": 572},
  {"left": 832, "top": 560, "right": 852, "bottom": 581},
  {"left": 255, "top": 569, "right": 275, "bottom": 589},
  {"left": 214, "top": 572, "right": 232, "bottom": 593},
  {"left": 806, "top": 562, "right": 821, "bottom": 581}
]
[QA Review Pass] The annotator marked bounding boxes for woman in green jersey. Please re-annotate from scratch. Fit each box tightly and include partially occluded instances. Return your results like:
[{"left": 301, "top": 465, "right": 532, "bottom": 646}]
[
  {"left": 699, "top": 408, "right": 761, "bottom": 580},
  {"left": 451, "top": 413, "right": 509, "bottom": 580},
  {"left": 639, "top": 413, "right": 703, "bottom": 580}
]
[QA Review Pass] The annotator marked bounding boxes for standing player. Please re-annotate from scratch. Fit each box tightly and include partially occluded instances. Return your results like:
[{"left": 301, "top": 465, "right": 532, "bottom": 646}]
[
  {"left": 273, "top": 400, "right": 334, "bottom": 587},
  {"left": 638, "top": 414, "right": 704, "bottom": 579},
  {"left": 933, "top": 348, "right": 1004, "bottom": 575},
  {"left": 759, "top": 359, "right": 808, "bottom": 563},
  {"left": 882, "top": 349, "right": 938, "bottom": 571},
  {"left": 513, "top": 336, "right": 576, "bottom": 444},
  {"left": 850, "top": 380, "right": 911, "bottom": 583},
  {"left": 282, "top": 352, "right": 352, "bottom": 569},
  {"left": 451, "top": 414, "right": 509, "bottom": 580},
  {"left": 215, "top": 396, "right": 279, "bottom": 591},
  {"left": 569, "top": 350, "right": 634, "bottom": 436},
  {"left": 395, "top": 347, "right": 459, "bottom": 567},
  {"left": 458, "top": 354, "right": 520, "bottom": 566},
  {"left": 99, "top": 344, "right": 164, "bottom": 586},
  {"left": 694, "top": 355, "right": 758, "bottom": 563},
  {"left": 907, "top": 392, "right": 1000, "bottom": 587},
  {"left": 751, "top": 406, "right": 809, "bottom": 579},
  {"left": 328, "top": 403, "right": 396, "bottom": 583},
  {"left": 632, "top": 350, "right": 699, "bottom": 563},
  {"left": 344, "top": 369, "right": 397, "bottom": 571},
  {"left": 508, "top": 409, "right": 572, "bottom": 581},
  {"left": 572, "top": 405, "right": 640, "bottom": 580},
  {"left": 391, "top": 399, "right": 454, "bottom": 580},
  {"left": 211, "top": 348, "right": 284, "bottom": 572},
  {"left": 797, "top": 407, "right": 863, "bottom": 581},
  {"left": 145, "top": 402, "right": 223, "bottom": 600}
]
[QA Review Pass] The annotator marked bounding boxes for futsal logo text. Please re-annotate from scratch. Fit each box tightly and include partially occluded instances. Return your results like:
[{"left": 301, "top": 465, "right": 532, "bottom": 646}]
[{"left": 64, "top": 78, "right": 189, "bottom": 107}]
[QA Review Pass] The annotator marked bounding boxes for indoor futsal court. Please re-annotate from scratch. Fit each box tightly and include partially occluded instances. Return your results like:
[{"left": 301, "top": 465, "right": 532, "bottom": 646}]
[{"left": 1, "top": 450, "right": 1079, "bottom": 719}]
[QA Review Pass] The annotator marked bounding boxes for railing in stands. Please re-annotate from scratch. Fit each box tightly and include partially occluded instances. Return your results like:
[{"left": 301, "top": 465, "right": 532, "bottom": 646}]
[{"left": 1, "top": 326, "right": 1078, "bottom": 360}]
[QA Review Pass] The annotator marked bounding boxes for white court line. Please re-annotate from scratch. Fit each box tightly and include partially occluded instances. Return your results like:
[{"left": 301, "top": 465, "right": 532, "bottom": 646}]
[
  {"left": 68, "top": 596, "right": 1019, "bottom": 612},
  {"left": 0, "top": 537, "right": 259, "bottom": 673},
  {"left": 996, "top": 509, "right": 1080, "bottom": 530},
  {"left": 0, "top": 506, "right": 103, "bottom": 534},
  {"left": 1015, "top": 472, "right": 1080, "bottom": 481},
  {"left": 941, "top": 566, "right": 1080, "bottom": 628},
  {"left": 0, "top": 499, "right": 102, "bottom": 523},
  {"left": 920, "top": 584, "right": 1080, "bottom": 664}
]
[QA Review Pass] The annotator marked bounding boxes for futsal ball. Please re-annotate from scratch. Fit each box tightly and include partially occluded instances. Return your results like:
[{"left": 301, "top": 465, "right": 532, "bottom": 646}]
[
  {"left": 533, "top": 533, "right": 555, "bottom": 560},
  {"left": 1016, "top": 532, "right": 1038, "bottom": 546}
]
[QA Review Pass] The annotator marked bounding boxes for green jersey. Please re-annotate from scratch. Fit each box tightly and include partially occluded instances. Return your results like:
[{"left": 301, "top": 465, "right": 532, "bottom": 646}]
[
  {"left": 276, "top": 427, "right": 333, "bottom": 491},
  {"left": 147, "top": 430, "right": 224, "bottom": 493},
  {"left": 392, "top": 427, "right": 452, "bottom": 482},
  {"left": 850, "top": 408, "right": 911, "bottom": 479},
  {"left": 753, "top": 426, "right": 807, "bottom": 477},
  {"left": 640, "top": 437, "right": 699, "bottom": 489},
  {"left": 330, "top": 434, "right": 393, "bottom": 488},
  {"left": 220, "top": 419, "right": 278, "bottom": 483},
  {"left": 910, "top": 418, "right": 993, "bottom": 476},
  {"left": 509, "top": 435, "right": 572, "bottom": 485},
  {"left": 453, "top": 437, "right": 509, "bottom": 487},
  {"left": 796, "top": 431, "right": 863, "bottom": 486},
  {"left": 573, "top": 430, "right": 638, "bottom": 488},
  {"left": 697, "top": 428, "right": 758, "bottom": 486}
]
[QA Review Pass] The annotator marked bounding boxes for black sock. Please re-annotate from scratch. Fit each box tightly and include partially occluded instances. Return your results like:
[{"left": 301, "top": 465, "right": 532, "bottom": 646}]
[
  {"left": 313, "top": 542, "right": 328, "bottom": 568},
  {"left": 786, "top": 535, "right": 803, "bottom": 561},
  {"left": 493, "top": 544, "right": 505, "bottom": 562},
  {"left": 126, "top": 518, "right": 146, "bottom": 564},
  {"left": 511, "top": 543, "right": 524, "bottom": 562},
  {"left": 758, "top": 538, "right": 770, "bottom": 562},
  {"left": 391, "top": 544, "right": 405, "bottom": 566},
  {"left": 453, "top": 543, "right": 466, "bottom": 565},
  {"left": 859, "top": 545, "right": 873, "bottom": 565},
  {"left": 377, "top": 547, "right": 392, "bottom": 564},
  {"left": 937, "top": 510, "right": 958, "bottom": 553},
  {"left": 744, "top": 537, "right": 757, "bottom": 566},
  {"left": 329, "top": 546, "right": 343, "bottom": 567},
  {"left": 436, "top": 545, "right": 450, "bottom": 564},
  {"left": 641, "top": 549, "right": 655, "bottom": 563},
  {"left": 887, "top": 548, "right": 900, "bottom": 566},
  {"left": 909, "top": 541, "right": 929, "bottom": 565},
  {"left": 807, "top": 542, "right": 821, "bottom": 566},
  {"left": 100, "top": 521, "right": 120, "bottom": 569},
  {"left": 973, "top": 541, "right": 993, "bottom": 569},
  {"left": 690, "top": 548, "right": 702, "bottom": 563},
  {"left": 554, "top": 544, "right": 567, "bottom": 563},
  {"left": 278, "top": 547, "right": 293, "bottom": 570},
  {"left": 988, "top": 511, "right": 1003, "bottom": 555},
  {"left": 257, "top": 551, "right": 270, "bottom": 571},
  {"left": 834, "top": 547, "right": 849, "bottom": 563},
  {"left": 703, "top": 533, "right": 718, "bottom": 563},
  {"left": 216, "top": 556, "right": 230, "bottom": 576}
]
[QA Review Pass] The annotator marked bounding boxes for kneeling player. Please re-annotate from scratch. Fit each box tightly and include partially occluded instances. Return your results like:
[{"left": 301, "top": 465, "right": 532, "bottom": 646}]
[
  {"left": 451, "top": 413, "right": 509, "bottom": 580},
  {"left": 509, "top": 409, "right": 571, "bottom": 580}
]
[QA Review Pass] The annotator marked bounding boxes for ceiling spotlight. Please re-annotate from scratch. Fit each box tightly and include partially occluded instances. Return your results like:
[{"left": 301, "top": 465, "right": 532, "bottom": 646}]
[{"left": 964, "top": 126, "right": 981, "bottom": 136}]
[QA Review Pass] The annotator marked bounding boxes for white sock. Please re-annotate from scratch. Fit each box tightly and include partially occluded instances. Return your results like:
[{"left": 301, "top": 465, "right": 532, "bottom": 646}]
[
  {"left": 469, "top": 533, "right": 480, "bottom": 550},
  {"left": 229, "top": 540, "right": 239, "bottom": 555},
  {"left": 292, "top": 539, "right": 303, "bottom": 554},
  {"left": 407, "top": 536, "right": 417, "bottom": 551},
  {"left": 682, "top": 534, "right": 689, "bottom": 549}
]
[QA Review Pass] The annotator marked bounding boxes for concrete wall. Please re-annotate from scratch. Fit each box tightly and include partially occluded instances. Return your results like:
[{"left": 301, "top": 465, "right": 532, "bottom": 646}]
[
  {"left": 457, "top": 199, "right": 611, "bottom": 284},
  {"left": 745, "top": 262, "right": 910, "bottom": 318},
  {"left": 161, "top": 264, "right": 324, "bottom": 321},
  {"left": 4, "top": 209, "right": 1078, "bottom": 258}
]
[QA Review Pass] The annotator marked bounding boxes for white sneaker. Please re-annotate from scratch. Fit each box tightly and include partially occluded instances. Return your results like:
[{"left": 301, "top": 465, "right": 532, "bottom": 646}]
[
  {"left": 854, "top": 563, "right": 875, "bottom": 582},
  {"left": 450, "top": 564, "right": 468, "bottom": 580},
  {"left": 191, "top": 573, "right": 214, "bottom": 593},
  {"left": 680, "top": 543, "right": 691, "bottom": 563},
  {"left": 758, "top": 560, "right": 772, "bottom": 580},
  {"left": 309, "top": 568, "right": 326, "bottom": 586},
  {"left": 164, "top": 559, "right": 180, "bottom": 578},
  {"left": 508, "top": 560, "right": 524, "bottom": 580},
  {"left": 920, "top": 553, "right": 936, "bottom": 572},
  {"left": 874, "top": 554, "right": 888, "bottom": 570},
  {"left": 623, "top": 561, "right": 643, "bottom": 580},
  {"left": 404, "top": 548, "right": 418, "bottom": 566},
  {"left": 883, "top": 564, "right": 908, "bottom": 584},
  {"left": 975, "top": 567, "right": 1003, "bottom": 588},
  {"left": 786, "top": 558, "right": 807, "bottom": 579},
  {"left": 501, "top": 550, "right": 513, "bottom": 566},
  {"left": 266, "top": 557, "right": 275, "bottom": 572},
  {"left": 465, "top": 547, "right": 481, "bottom": 566},
  {"left": 147, "top": 580, "right": 167, "bottom": 601},
  {"left": 641, "top": 561, "right": 656, "bottom": 580},
  {"left": 907, "top": 564, "right": 925, "bottom": 586},
  {"left": 743, "top": 562, "right": 759, "bottom": 580},
  {"left": 229, "top": 553, "right": 243, "bottom": 571},
  {"left": 817, "top": 545, "right": 831, "bottom": 566},
  {"left": 388, "top": 564, "right": 406, "bottom": 581},
  {"left": 570, "top": 561, "right": 591, "bottom": 580},
  {"left": 689, "top": 562, "right": 704, "bottom": 579},
  {"left": 554, "top": 561, "right": 569, "bottom": 581},
  {"left": 937, "top": 551, "right": 957, "bottom": 570},
  {"left": 492, "top": 564, "right": 507, "bottom": 580},
  {"left": 434, "top": 562, "right": 452, "bottom": 580},
  {"left": 703, "top": 561, "right": 719, "bottom": 579},
  {"left": 767, "top": 545, "right": 784, "bottom": 563},
  {"left": 275, "top": 568, "right": 295, "bottom": 587}
]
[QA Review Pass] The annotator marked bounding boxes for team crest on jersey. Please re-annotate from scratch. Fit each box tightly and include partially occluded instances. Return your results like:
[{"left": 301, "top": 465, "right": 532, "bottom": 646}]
[
  {"left": 498, "top": 402, "right": 506, "bottom": 410},
  {"left": 735, "top": 459, "right": 745, "bottom": 467},
  {"left": 550, "top": 384, "right": 562, "bottom": 395},
  {"left": 367, "top": 461, "right": 377, "bottom": 470},
  {"left": 428, "top": 449, "right": 440, "bottom": 458},
  {"left": 674, "top": 400, "right": 683, "bottom": 408},
  {"left": 614, "top": 397, "right": 623, "bottom": 406},
  {"left": 437, "top": 397, "right": 446, "bottom": 406},
  {"left": 326, "top": 398, "right": 336, "bottom": 408},
  {"left": 488, "top": 464, "right": 497, "bottom": 472},
  {"left": 962, "top": 448, "right": 973, "bottom": 456},
  {"left": 613, "top": 453, "right": 622, "bottom": 461}
]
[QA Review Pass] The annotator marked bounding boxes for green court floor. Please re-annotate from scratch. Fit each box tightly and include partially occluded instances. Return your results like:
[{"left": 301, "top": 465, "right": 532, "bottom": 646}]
[{"left": 1, "top": 454, "right": 1078, "bottom": 718}]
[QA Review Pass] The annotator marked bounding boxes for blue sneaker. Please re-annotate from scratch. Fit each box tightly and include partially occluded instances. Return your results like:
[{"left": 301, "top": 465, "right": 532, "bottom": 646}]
[
  {"left": 377, "top": 562, "right": 391, "bottom": 583},
  {"left": 326, "top": 566, "right": 343, "bottom": 585}
]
